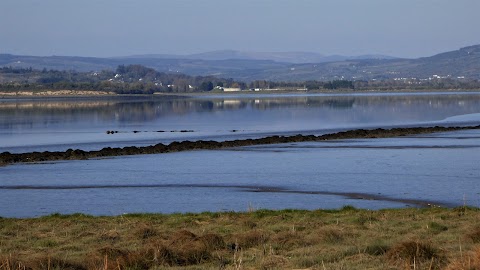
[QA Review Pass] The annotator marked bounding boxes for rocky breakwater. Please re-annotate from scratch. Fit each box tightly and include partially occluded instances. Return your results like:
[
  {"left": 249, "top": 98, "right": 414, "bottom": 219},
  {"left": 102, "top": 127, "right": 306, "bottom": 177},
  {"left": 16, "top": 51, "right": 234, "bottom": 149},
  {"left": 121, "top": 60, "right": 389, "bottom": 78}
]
[{"left": 1, "top": 125, "right": 480, "bottom": 166}]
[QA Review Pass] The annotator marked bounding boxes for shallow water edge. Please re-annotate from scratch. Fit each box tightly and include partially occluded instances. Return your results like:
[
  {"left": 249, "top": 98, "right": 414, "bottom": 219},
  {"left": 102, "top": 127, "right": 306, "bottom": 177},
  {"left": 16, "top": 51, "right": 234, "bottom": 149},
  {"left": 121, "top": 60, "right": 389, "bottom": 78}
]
[{"left": 0, "top": 183, "right": 449, "bottom": 208}]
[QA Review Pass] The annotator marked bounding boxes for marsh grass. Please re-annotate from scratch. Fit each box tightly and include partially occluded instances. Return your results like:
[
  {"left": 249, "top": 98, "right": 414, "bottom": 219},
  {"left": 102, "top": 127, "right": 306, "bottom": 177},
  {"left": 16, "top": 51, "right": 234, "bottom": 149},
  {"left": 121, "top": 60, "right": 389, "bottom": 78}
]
[
  {"left": 386, "top": 240, "right": 445, "bottom": 269},
  {"left": 428, "top": 222, "right": 449, "bottom": 234},
  {"left": 445, "top": 246, "right": 480, "bottom": 270},
  {"left": 467, "top": 227, "right": 480, "bottom": 243},
  {"left": 1, "top": 207, "right": 480, "bottom": 269}
]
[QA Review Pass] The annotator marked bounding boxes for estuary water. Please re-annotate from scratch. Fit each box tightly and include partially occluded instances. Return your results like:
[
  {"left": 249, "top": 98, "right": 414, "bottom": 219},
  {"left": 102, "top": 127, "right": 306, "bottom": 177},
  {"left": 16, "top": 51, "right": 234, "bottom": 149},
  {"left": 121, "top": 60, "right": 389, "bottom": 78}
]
[{"left": 1, "top": 92, "right": 480, "bottom": 217}]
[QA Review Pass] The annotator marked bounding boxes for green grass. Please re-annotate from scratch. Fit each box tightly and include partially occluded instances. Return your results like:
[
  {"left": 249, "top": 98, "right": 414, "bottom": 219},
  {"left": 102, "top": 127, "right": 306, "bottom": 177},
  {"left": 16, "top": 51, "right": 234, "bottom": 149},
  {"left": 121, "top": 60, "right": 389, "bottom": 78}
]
[{"left": 1, "top": 207, "right": 480, "bottom": 269}]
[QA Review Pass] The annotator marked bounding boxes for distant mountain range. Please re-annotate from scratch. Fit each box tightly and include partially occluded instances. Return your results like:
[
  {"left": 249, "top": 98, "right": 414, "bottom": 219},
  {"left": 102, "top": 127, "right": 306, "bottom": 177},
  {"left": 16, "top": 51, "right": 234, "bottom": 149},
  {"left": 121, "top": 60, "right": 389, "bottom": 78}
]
[
  {"left": 119, "top": 50, "right": 398, "bottom": 64},
  {"left": 1, "top": 45, "right": 479, "bottom": 81}
]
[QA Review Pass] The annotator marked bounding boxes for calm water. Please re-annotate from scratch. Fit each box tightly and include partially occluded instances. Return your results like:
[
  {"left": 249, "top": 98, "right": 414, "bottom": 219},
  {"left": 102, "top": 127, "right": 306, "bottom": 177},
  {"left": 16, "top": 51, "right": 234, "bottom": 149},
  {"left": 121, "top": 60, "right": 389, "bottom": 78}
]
[
  {"left": 1, "top": 92, "right": 480, "bottom": 217},
  {"left": 1, "top": 92, "right": 480, "bottom": 153}
]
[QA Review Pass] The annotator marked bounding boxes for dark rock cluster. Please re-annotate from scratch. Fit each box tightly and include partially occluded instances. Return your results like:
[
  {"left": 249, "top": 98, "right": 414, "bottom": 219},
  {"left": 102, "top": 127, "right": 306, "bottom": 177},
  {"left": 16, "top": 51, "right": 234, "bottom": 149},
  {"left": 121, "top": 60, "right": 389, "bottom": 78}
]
[{"left": 1, "top": 125, "right": 479, "bottom": 166}]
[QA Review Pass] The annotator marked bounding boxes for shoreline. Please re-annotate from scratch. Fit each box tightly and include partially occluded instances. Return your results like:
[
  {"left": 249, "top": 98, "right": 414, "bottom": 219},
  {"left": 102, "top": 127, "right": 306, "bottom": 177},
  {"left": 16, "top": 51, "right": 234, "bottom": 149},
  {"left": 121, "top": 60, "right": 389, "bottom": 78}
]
[
  {"left": 159, "top": 88, "right": 480, "bottom": 97},
  {"left": 0, "top": 183, "right": 451, "bottom": 209},
  {"left": 1, "top": 88, "right": 480, "bottom": 99},
  {"left": 0, "top": 89, "right": 117, "bottom": 98}
]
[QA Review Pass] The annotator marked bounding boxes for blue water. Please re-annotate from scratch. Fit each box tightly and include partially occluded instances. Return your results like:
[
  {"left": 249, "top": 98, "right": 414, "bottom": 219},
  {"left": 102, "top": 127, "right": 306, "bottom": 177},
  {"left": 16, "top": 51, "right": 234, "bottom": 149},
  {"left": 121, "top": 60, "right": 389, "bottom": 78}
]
[
  {"left": 1, "top": 129, "right": 479, "bottom": 217},
  {"left": 1, "top": 92, "right": 480, "bottom": 153},
  {"left": 1, "top": 92, "right": 480, "bottom": 217}
]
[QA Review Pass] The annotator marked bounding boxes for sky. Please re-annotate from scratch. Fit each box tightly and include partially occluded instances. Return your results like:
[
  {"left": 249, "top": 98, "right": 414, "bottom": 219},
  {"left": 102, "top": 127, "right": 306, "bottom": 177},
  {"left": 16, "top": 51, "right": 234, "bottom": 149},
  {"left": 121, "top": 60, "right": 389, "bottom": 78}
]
[{"left": 1, "top": 0, "right": 480, "bottom": 58}]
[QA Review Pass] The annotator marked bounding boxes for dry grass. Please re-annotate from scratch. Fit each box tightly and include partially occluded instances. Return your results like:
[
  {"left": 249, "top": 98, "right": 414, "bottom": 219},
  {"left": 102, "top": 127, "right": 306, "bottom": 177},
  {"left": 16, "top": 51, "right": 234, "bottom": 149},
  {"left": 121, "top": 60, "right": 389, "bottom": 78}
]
[
  {"left": 445, "top": 246, "right": 480, "bottom": 270},
  {"left": 467, "top": 227, "right": 480, "bottom": 243},
  {"left": 386, "top": 240, "right": 445, "bottom": 269},
  {"left": 0, "top": 207, "right": 480, "bottom": 269}
]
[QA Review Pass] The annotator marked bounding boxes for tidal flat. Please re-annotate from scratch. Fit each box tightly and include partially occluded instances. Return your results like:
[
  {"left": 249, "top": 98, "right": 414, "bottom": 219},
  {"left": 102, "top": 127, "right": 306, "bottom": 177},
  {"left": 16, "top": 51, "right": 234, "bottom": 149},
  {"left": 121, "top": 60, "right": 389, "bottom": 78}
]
[
  {"left": 2, "top": 128, "right": 480, "bottom": 217},
  {"left": 1, "top": 92, "right": 480, "bottom": 217}
]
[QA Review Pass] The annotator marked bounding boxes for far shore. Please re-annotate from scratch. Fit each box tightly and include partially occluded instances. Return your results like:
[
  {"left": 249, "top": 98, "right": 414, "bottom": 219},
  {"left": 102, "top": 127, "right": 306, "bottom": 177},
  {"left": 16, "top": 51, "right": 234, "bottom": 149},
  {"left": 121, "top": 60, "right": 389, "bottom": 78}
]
[
  {"left": 1, "top": 88, "right": 480, "bottom": 99},
  {"left": 0, "top": 89, "right": 117, "bottom": 98}
]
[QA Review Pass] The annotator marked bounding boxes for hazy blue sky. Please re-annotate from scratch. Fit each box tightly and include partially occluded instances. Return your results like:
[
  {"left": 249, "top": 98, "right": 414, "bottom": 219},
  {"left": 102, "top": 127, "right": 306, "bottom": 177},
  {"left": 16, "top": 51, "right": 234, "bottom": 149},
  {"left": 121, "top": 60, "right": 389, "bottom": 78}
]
[{"left": 1, "top": 0, "right": 479, "bottom": 58}]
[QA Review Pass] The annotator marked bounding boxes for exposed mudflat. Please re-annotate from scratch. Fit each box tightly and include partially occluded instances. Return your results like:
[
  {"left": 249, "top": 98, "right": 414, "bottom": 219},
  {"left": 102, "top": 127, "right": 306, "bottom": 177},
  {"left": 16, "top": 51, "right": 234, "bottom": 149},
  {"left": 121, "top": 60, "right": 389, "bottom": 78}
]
[
  {"left": 0, "top": 183, "right": 447, "bottom": 208},
  {"left": 1, "top": 125, "right": 479, "bottom": 166}
]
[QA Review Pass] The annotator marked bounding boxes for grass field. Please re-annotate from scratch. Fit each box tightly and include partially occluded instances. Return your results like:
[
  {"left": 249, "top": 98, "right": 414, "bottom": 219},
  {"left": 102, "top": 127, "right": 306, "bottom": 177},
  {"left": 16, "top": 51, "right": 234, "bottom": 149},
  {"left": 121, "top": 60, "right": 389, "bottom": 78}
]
[{"left": 1, "top": 206, "right": 480, "bottom": 269}]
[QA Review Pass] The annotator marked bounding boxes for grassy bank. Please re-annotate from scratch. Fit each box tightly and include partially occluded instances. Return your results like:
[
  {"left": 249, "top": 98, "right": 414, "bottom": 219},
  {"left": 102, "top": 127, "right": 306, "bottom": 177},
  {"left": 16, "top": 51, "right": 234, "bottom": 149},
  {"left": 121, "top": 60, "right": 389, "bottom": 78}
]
[{"left": 1, "top": 207, "right": 480, "bottom": 269}]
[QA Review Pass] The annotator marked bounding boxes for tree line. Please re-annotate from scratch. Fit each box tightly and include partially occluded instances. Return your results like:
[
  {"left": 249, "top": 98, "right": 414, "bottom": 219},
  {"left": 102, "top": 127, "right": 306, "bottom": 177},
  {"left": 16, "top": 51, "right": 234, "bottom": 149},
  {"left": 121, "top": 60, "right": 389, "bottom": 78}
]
[{"left": 1, "top": 65, "right": 479, "bottom": 93}]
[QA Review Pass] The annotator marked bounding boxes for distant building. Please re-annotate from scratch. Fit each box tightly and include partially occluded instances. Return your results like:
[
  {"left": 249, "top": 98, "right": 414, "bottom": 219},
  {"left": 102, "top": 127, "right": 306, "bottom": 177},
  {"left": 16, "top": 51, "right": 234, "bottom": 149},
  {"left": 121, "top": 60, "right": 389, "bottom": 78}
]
[{"left": 223, "top": 88, "right": 241, "bottom": 92}]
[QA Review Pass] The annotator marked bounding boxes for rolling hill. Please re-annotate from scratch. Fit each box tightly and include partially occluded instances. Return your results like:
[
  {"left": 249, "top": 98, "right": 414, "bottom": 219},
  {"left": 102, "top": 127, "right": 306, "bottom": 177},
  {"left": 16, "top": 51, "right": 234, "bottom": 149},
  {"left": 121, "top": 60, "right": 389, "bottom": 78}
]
[{"left": 0, "top": 45, "right": 479, "bottom": 82}]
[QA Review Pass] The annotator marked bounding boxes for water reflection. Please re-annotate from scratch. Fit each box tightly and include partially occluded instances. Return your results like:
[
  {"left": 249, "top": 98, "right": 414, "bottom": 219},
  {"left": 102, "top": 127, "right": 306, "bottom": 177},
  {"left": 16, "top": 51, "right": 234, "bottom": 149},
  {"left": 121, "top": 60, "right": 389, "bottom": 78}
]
[
  {"left": 1, "top": 94, "right": 479, "bottom": 126},
  {"left": 1, "top": 93, "right": 480, "bottom": 152}
]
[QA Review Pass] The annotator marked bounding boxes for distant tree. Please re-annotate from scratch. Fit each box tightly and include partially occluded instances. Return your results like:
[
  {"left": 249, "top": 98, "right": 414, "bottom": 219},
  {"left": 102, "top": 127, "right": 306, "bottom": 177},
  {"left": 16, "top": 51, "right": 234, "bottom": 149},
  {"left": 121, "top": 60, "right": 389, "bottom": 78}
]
[
  {"left": 206, "top": 81, "right": 214, "bottom": 91},
  {"left": 324, "top": 80, "right": 354, "bottom": 90},
  {"left": 237, "top": 82, "right": 247, "bottom": 90},
  {"left": 199, "top": 81, "right": 214, "bottom": 91},
  {"left": 116, "top": 65, "right": 126, "bottom": 74},
  {"left": 305, "top": 80, "right": 322, "bottom": 90}
]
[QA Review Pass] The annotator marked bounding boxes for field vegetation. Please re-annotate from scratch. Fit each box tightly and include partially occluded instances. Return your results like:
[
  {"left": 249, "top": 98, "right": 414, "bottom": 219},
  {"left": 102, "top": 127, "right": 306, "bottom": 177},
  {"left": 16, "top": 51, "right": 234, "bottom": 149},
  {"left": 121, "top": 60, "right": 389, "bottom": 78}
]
[
  {"left": 1, "top": 206, "right": 480, "bottom": 269},
  {"left": 2, "top": 65, "right": 480, "bottom": 95}
]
